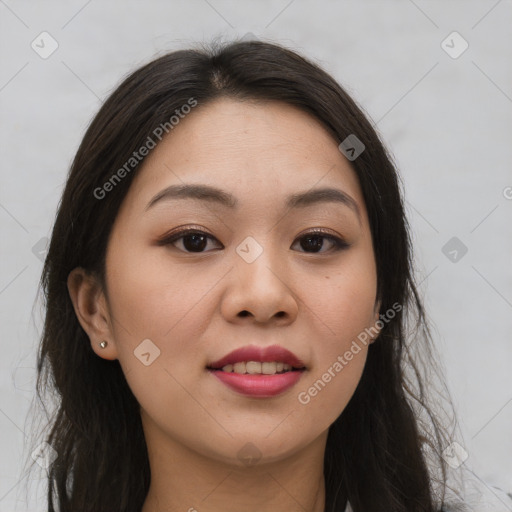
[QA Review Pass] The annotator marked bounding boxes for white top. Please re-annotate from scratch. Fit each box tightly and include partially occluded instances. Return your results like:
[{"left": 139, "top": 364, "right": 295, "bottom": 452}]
[{"left": 341, "top": 473, "right": 512, "bottom": 511}]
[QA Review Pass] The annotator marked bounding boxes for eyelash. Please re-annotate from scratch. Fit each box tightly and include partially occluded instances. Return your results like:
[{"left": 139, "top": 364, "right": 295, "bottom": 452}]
[{"left": 157, "top": 226, "right": 350, "bottom": 254}]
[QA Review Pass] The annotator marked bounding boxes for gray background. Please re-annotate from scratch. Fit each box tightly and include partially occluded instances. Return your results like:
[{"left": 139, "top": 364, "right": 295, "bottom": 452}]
[{"left": 1, "top": 1, "right": 511, "bottom": 510}]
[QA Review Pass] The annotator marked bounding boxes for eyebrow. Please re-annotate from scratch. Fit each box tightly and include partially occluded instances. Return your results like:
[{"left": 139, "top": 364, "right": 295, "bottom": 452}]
[{"left": 145, "top": 183, "right": 361, "bottom": 220}]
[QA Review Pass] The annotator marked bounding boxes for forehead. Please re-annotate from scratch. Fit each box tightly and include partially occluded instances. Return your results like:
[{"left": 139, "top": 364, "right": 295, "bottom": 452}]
[{"left": 121, "top": 97, "right": 366, "bottom": 218}]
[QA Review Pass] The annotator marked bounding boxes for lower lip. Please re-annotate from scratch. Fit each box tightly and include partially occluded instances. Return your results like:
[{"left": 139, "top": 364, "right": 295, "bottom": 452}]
[{"left": 208, "top": 369, "right": 305, "bottom": 397}]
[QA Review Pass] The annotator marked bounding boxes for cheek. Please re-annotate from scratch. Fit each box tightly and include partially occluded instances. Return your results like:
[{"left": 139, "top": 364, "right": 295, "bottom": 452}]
[
  {"left": 307, "top": 250, "right": 377, "bottom": 350},
  {"left": 105, "top": 254, "right": 215, "bottom": 429},
  {"left": 296, "top": 345, "right": 368, "bottom": 432},
  {"left": 104, "top": 240, "right": 225, "bottom": 409},
  {"left": 295, "top": 270, "right": 374, "bottom": 429},
  {"left": 294, "top": 249, "right": 376, "bottom": 421},
  {"left": 106, "top": 238, "right": 220, "bottom": 341}
]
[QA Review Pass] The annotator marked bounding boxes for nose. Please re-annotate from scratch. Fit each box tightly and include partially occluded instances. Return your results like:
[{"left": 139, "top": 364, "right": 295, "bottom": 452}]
[{"left": 220, "top": 241, "right": 299, "bottom": 325}]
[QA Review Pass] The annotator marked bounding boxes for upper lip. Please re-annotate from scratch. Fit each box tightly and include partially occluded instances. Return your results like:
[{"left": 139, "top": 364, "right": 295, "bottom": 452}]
[{"left": 207, "top": 344, "right": 306, "bottom": 370}]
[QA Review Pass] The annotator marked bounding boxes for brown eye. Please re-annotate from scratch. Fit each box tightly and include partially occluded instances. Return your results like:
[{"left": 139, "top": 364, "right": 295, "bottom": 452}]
[
  {"left": 293, "top": 231, "right": 349, "bottom": 254},
  {"left": 158, "top": 229, "right": 222, "bottom": 253}
]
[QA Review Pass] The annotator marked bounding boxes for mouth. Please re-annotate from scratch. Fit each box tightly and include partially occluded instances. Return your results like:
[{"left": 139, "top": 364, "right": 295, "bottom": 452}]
[
  {"left": 207, "top": 344, "right": 306, "bottom": 372},
  {"left": 207, "top": 361, "right": 305, "bottom": 375},
  {"left": 206, "top": 344, "right": 307, "bottom": 397}
]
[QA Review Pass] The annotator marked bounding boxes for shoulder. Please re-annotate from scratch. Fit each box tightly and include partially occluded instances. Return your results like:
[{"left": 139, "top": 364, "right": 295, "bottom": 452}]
[
  {"left": 440, "top": 472, "right": 512, "bottom": 512},
  {"left": 439, "top": 503, "right": 472, "bottom": 511},
  {"left": 344, "top": 480, "right": 512, "bottom": 511}
]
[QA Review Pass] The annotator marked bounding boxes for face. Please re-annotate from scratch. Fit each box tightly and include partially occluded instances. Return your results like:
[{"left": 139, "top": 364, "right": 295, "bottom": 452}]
[{"left": 74, "top": 97, "right": 380, "bottom": 466}]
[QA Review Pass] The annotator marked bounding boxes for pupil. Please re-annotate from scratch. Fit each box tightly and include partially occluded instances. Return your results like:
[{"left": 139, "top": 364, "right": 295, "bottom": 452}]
[
  {"left": 184, "top": 234, "right": 207, "bottom": 252},
  {"left": 301, "top": 235, "right": 323, "bottom": 252}
]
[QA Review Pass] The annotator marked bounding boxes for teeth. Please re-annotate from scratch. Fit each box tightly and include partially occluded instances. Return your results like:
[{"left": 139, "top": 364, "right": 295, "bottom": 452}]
[
  {"left": 233, "top": 362, "right": 246, "bottom": 374},
  {"left": 262, "top": 362, "right": 276, "bottom": 374},
  {"left": 221, "top": 361, "right": 295, "bottom": 375},
  {"left": 246, "top": 361, "right": 261, "bottom": 374}
]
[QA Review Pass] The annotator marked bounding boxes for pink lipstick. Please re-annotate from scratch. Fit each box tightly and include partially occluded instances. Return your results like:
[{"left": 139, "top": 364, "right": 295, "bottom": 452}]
[{"left": 207, "top": 344, "right": 306, "bottom": 398}]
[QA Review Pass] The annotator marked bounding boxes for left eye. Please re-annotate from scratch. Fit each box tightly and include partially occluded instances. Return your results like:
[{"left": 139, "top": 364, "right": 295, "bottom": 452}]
[
  {"left": 294, "top": 231, "right": 349, "bottom": 253},
  {"left": 158, "top": 228, "right": 349, "bottom": 254}
]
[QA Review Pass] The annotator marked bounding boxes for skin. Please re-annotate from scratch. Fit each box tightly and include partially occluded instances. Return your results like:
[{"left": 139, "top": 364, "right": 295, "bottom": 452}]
[{"left": 68, "top": 97, "right": 381, "bottom": 512}]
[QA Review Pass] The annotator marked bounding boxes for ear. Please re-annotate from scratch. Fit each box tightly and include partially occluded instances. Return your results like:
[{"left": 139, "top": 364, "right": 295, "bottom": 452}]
[{"left": 67, "top": 267, "right": 118, "bottom": 361}]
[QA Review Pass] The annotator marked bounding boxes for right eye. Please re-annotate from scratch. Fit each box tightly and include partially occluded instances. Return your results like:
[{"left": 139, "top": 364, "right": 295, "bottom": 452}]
[{"left": 158, "top": 228, "right": 223, "bottom": 253}]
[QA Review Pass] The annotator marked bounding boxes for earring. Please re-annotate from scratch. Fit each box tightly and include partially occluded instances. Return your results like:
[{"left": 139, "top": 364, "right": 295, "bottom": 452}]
[{"left": 99, "top": 340, "right": 108, "bottom": 349}]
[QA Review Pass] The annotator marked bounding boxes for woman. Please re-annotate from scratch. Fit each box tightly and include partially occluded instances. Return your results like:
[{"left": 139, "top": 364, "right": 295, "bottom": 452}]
[{"left": 32, "top": 38, "right": 475, "bottom": 512}]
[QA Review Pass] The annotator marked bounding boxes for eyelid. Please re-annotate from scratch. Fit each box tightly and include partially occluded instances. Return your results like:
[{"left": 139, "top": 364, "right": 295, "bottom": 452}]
[
  {"left": 296, "top": 227, "right": 341, "bottom": 239},
  {"left": 155, "top": 225, "right": 214, "bottom": 246}
]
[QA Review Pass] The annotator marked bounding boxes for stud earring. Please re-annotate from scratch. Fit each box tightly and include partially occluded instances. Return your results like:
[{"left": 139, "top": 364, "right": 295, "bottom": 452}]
[{"left": 99, "top": 340, "right": 108, "bottom": 349}]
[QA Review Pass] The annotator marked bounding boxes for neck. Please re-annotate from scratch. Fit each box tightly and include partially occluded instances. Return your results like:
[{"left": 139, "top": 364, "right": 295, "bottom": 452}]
[{"left": 140, "top": 415, "right": 328, "bottom": 512}]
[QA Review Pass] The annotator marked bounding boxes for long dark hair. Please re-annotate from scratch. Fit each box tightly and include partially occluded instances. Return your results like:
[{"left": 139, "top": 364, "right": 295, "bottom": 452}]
[{"left": 28, "top": 38, "right": 461, "bottom": 512}]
